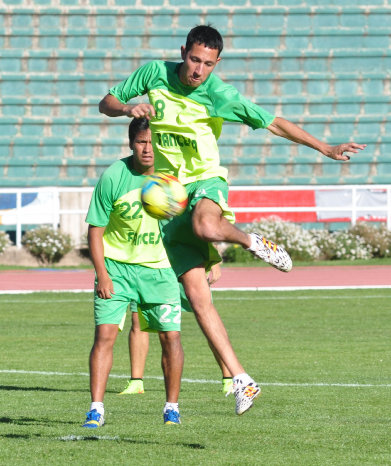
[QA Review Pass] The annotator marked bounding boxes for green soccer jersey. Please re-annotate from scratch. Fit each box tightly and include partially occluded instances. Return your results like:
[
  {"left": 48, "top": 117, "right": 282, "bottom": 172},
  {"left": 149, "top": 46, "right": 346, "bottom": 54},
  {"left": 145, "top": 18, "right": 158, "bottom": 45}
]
[
  {"left": 109, "top": 60, "right": 275, "bottom": 185},
  {"left": 86, "top": 157, "right": 170, "bottom": 268}
]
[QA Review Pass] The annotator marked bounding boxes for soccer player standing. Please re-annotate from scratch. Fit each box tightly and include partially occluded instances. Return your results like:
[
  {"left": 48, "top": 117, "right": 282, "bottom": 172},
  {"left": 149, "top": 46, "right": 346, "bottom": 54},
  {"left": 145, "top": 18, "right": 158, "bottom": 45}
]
[
  {"left": 83, "top": 118, "right": 183, "bottom": 427},
  {"left": 98, "top": 25, "right": 366, "bottom": 415}
]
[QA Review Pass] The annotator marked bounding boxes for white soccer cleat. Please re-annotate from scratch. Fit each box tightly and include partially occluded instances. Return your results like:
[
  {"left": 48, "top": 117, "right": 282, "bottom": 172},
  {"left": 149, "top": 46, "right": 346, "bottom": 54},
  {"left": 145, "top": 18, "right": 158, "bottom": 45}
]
[
  {"left": 233, "top": 380, "right": 261, "bottom": 416},
  {"left": 247, "top": 233, "right": 292, "bottom": 272}
]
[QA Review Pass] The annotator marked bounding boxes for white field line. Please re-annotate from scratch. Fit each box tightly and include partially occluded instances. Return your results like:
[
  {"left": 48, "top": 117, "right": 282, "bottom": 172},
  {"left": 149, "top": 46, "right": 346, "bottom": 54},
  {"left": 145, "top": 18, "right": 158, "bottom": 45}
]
[
  {"left": 1, "top": 369, "right": 390, "bottom": 388},
  {"left": 1, "top": 294, "right": 391, "bottom": 304},
  {"left": 58, "top": 435, "right": 122, "bottom": 441},
  {"left": 213, "top": 285, "right": 391, "bottom": 291},
  {"left": 1, "top": 285, "right": 391, "bottom": 297},
  {"left": 0, "top": 289, "right": 93, "bottom": 295}
]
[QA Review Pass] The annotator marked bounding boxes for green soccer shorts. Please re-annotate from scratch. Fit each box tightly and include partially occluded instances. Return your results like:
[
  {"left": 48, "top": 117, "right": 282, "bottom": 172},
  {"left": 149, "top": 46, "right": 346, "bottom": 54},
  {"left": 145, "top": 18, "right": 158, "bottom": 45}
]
[
  {"left": 94, "top": 258, "right": 181, "bottom": 332},
  {"left": 160, "top": 177, "right": 235, "bottom": 277},
  {"left": 132, "top": 282, "right": 191, "bottom": 312},
  {"left": 120, "top": 278, "right": 192, "bottom": 332}
]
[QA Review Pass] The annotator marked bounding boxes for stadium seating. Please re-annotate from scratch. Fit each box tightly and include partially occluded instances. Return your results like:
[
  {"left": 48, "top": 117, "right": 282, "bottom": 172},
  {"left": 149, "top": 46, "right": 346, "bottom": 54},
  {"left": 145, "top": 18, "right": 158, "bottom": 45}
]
[{"left": 0, "top": 2, "right": 389, "bottom": 187}]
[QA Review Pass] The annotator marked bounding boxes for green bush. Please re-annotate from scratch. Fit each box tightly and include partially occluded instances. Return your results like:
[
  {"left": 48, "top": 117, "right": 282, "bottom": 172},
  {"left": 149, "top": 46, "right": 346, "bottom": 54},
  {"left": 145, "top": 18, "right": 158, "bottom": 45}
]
[
  {"left": 245, "top": 217, "right": 321, "bottom": 262},
  {"left": 0, "top": 231, "right": 12, "bottom": 254},
  {"left": 222, "top": 218, "right": 391, "bottom": 263},
  {"left": 314, "top": 230, "right": 372, "bottom": 260},
  {"left": 223, "top": 243, "right": 258, "bottom": 263},
  {"left": 349, "top": 222, "right": 391, "bottom": 258},
  {"left": 22, "top": 226, "right": 72, "bottom": 264}
]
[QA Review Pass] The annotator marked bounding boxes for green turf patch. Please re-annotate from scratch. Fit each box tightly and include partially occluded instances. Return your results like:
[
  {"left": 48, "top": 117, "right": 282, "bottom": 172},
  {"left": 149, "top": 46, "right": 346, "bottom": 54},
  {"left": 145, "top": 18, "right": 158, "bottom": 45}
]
[{"left": 1, "top": 290, "right": 390, "bottom": 464}]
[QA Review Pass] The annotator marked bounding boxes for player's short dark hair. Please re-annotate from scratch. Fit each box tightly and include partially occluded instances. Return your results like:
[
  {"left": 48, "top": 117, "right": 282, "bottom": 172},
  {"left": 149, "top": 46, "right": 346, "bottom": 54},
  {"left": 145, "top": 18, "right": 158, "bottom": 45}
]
[
  {"left": 185, "top": 25, "right": 223, "bottom": 56},
  {"left": 128, "top": 117, "right": 150, "bottom": 146}
]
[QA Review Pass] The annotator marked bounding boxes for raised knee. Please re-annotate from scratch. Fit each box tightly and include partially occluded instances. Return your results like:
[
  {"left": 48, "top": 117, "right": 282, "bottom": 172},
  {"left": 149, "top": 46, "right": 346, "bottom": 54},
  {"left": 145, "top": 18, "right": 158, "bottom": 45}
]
[{"left": 193, "top": 216, "right": 216, "bottom": 242}]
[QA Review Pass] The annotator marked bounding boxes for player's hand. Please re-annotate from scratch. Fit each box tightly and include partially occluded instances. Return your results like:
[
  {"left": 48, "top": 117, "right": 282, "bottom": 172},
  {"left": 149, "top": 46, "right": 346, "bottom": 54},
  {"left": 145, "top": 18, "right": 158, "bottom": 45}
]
[
  {"left": 325, "top": 143, "right": 367, "bottom": 161},
  {"left": 207, "top": 263, "right": 222, "bottom": 285},
  {"left": 124, "top": 103, "right": 156, "bottom": 120},
  {"left": 96, "top": 276, "right": 115, "bottom": 299}
]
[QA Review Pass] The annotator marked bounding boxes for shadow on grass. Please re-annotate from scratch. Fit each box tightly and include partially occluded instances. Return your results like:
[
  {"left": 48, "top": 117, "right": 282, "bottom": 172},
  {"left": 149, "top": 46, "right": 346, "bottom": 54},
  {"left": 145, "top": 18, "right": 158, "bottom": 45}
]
[
  {"left": 0, "top": 385, "right": 90, "bottom": 393},
  {"left": 58, "top": 435, "right": 205, "bottom": 449},
  {"left": 0, "top": 417, "right": 77, "bottom": 426},
  {"left": 1, "top": 433, "right": 43, "bottom": 439},
  {"left": 182, "top": 443, "right": 205, "bottom": 449}
]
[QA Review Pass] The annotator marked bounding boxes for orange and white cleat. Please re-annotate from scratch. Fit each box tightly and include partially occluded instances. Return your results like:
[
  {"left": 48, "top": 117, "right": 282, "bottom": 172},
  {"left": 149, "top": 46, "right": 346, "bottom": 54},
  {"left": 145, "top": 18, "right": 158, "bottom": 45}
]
[
  {"left": 247, "top": 233, "right": 292, "bottom": 272},
  {"left": 232, "top": 380, "right": 261, "bottom": 415}
]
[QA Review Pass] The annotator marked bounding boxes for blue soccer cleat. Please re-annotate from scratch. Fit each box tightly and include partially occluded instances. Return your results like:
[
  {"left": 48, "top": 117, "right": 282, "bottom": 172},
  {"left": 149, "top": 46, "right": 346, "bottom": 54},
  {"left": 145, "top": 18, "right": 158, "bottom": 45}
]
[
  {"left": 82, "top": 409, "right": 104, "bottom": 428},
  {"left": 163, "top": 409, "right": 181, "bottom": 425}
]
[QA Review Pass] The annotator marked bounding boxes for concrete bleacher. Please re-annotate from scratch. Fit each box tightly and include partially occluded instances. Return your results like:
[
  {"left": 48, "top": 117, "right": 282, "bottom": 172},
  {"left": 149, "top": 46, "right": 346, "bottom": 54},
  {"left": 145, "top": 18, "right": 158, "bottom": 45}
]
[{"left": 0, "top": 2, "right": 390, "bottom": 187}]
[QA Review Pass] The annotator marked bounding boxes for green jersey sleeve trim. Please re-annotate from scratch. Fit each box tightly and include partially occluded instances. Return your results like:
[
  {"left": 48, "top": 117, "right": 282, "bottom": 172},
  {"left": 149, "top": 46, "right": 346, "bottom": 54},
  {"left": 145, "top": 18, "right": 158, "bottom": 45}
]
[
  {"left": 85, "top": 169, "right": 115, "bottom": 227},
  {"left": 109, "top": 61, "right": 161, "bottom": 103},
  {"left": 207, "top": 75, "right": 275, "bottom": 129}
]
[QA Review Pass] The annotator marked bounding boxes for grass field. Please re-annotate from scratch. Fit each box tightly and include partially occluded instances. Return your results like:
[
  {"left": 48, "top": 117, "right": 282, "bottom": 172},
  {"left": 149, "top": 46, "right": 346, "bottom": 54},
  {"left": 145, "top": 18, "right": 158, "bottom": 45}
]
[{"left": 1, "top": 289, "right": 390, "bottom": 465}]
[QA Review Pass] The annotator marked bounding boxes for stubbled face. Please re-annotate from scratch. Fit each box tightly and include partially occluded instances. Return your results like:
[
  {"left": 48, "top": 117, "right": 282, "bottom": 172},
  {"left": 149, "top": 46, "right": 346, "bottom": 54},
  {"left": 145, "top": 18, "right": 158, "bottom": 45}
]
[
  {"left": 130, "top": 129, "right": 154, "bottom": 175},
  {"left": 179, "top": 42, "right": 221, "bottom": 88}
]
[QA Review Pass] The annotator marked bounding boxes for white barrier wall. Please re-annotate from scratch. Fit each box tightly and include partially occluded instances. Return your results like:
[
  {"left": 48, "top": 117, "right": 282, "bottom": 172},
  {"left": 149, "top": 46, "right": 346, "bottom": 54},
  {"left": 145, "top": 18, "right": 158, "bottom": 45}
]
[{"left": 1, "top": 185, "right": 390, "bottom": 248}]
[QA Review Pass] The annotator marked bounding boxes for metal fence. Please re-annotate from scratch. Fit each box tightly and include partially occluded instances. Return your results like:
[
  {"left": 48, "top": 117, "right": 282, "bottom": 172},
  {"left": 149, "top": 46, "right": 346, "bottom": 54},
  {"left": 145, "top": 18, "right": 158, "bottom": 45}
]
[{"left": 1, "top": 185, "right": 390, "bottom": 248}]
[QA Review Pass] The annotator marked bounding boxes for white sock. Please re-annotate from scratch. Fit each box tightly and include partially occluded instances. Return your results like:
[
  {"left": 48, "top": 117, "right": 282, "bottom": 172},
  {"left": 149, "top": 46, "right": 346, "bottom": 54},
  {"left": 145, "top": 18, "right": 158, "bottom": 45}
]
[
  {"left": 90, "top": 402, "right": 104, "bottom": 416},
  {"left": 233, "top": 373, "right": 253, "bottom": 386},
  {"left": 164, "top": 402, "right": 179, "bottom": 413}
]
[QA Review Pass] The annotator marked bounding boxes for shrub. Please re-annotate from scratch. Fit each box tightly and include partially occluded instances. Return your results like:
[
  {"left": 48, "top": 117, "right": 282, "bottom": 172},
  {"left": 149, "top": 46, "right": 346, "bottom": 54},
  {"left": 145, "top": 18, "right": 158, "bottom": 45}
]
[
  {"left": 0, "top": 231, "right": 12, "bottom": 254},
  {"left": 22, "top": 226, "right": 72, "bottom": 264},
  {"left": 312, "top": 230, "right": 373, "bottom": 261},
  {"left": 222, "top": 218, "right": 391, "bottom": 263},
  {"left": 245, "top": 217, "right": 321, "bottom": 262},
  {"left": 79, "top": 232, "right": 90, "bottom": 258},
  {"left": 222, "top": 243, "right": 258, "bottom": 263},
  {"left": 349, "top": 222, "right": 391, "bottom": 258},
  {"left": 309, "top": 229, "right": 334, "bottom": 260}
]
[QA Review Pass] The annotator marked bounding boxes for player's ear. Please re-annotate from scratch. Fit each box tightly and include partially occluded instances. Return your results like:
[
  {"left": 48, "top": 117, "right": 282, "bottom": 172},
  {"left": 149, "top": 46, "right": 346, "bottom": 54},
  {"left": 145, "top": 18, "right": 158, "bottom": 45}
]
[{"left": 181, "top": 46, "right": 186, "bottom": 60}]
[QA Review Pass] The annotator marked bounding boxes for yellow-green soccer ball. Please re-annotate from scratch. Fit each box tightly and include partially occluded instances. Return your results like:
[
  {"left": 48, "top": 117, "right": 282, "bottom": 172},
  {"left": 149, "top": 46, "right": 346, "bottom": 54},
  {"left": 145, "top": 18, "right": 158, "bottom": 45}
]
[{"left": 141, "top": 173, "right": 188, "bottom": 220}]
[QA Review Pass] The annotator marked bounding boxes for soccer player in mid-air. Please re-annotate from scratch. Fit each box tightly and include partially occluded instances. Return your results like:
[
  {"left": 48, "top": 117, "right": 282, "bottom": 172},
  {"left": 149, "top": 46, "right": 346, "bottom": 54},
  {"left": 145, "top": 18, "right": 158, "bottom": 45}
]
[
  {"left": 99, "top": 25, "right": 366, "bottom": 415},
  {"left": 83, "top": 118, "right": 184, "bottom": 427}
]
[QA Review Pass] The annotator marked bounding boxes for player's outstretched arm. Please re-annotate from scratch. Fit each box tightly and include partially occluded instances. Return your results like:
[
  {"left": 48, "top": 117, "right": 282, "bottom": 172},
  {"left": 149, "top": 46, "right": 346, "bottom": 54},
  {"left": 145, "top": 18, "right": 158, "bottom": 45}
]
[
  {"left": 99, "top": 94, "right": 156, "bottom": 120},
  {"left": 88, "top": 225, "right": 115, "bottom": 300},
  {"left": 267, "top": 116, "right": 367, "bottom": 161}
]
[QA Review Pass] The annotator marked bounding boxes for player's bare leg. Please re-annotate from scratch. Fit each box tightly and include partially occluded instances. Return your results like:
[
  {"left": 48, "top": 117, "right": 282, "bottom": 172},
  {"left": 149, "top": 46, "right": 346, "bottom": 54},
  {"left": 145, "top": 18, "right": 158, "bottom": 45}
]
[
  {"left": 130, "top": 312, "right": 149, "bottom": 379},
  {"left": 89, "top": 324, "right": 119, "bottom": 402},
  {"left": 192, "top": 197, "right": 251, "bottom": 247},
  {"left": 180, "top": 266, "right": 244, "bottom": 376},
  {"left": 193, "top": 198, "right": 292, "bottom": 273},
  {"left": 119, "top": 312, "right": 149, "bottom": 395},
  {"left": 181, "top": 266, "right": 260, "bottom": 415},
  {"left": 207, "top": 340, "right": 234, "bottom": 394},
  {"left": 208, "top": 340, "right": 231, "bottom": 377},
  {"left": 159, "top": 331, "right": 183, "bottom": 402},
  {"left": 159, "top": 330, "right": 183, "bottom": 425},
  {"left": 83, "top": 323, "right": 118, "bottom": 427}
]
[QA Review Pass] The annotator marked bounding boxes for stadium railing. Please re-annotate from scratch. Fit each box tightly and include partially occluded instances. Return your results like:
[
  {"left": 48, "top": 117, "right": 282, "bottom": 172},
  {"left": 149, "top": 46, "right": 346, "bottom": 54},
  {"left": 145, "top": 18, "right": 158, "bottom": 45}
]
[{"left": 1, "top": 184, "right": 390, "bottom": 249}]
